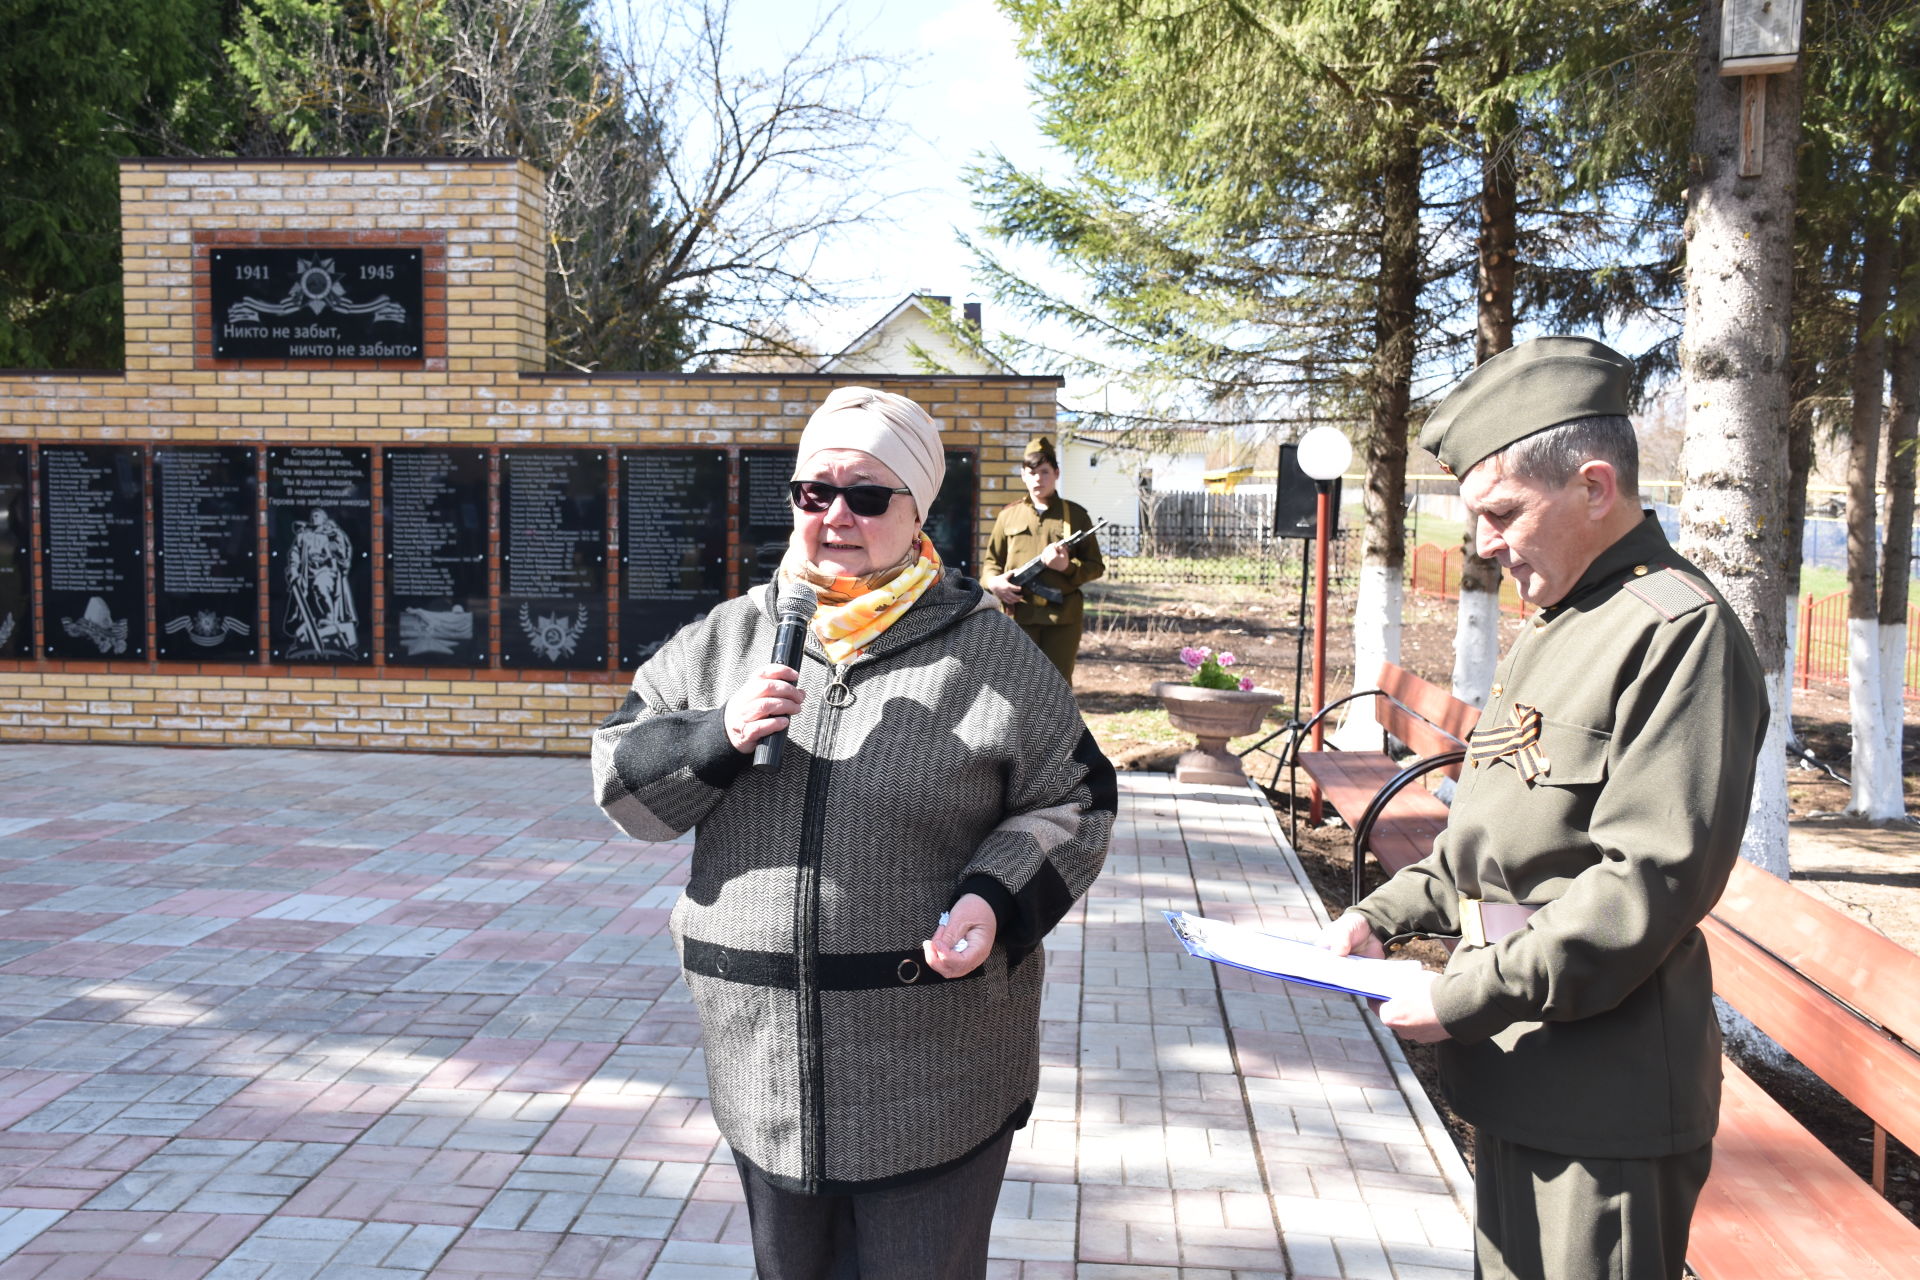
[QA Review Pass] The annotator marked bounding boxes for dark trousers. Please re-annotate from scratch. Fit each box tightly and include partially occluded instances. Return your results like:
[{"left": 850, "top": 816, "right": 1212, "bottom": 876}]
[
  {"left": 731, "top": 1128, "right": 1015, "bottom": 1280},
  {"left": 1019, "top": 621, "right": 1081, "bottom": 685},
  {"left": 1473, "top": 1131, "right": 1713, "bottom": 1280}
]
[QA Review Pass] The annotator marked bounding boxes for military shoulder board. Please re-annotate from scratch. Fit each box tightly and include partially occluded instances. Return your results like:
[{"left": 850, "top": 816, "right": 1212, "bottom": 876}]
[{"left": 1621, "top": 566, "right": 1716, "bottom": 621}]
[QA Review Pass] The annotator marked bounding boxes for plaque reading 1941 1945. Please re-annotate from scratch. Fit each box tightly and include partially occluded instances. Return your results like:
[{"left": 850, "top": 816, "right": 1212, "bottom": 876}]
[
  {"left": 501, "top": 450, "right": 607, "bottom": 670},
  {"left": 40, "top": 445, "right": 146, "bottom": 660},
  {"left": 268, "top": 447, "right": 372, "bottom": 663},
  {"left": 155, "top": 446, "right": 259, "bottom": 662},
  {"left": 619, "top": 450, "right": 728, "bottom": 668},
  {"left": 0, "top": 445, "right": 30, "bottom": 659},
  {"left": 211, "top": 248, "right": 425, "bottom": 361},
  {"left": 383, "top": 447, "right": 489, "bottom": 666}
]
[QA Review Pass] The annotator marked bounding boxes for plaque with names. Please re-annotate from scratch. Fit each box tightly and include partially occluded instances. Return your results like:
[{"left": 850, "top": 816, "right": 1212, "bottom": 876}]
[
  {"left": 0, "top": 445, "right": 31, "bottom": 659},
  {"left": 40, "top": 445, "right": 146, "bottom": 660},
  {"left": 267, "top": 447, "right": 373, "bottom": 663},
  {"left": 739, "top": 448, "right": 796, "bottom": 592},
  {"left": 154, "top": 446, "right": 260, "bottom": 662},
  {"left": 926, "top": 450, "right": 977, "bottom": 576},
  {"left": 619, "top": 450, "right": 729, "bottom": 668},
  {"left": 501, "top": 450, "right": 607, "bottom": 670},
  {"left": 383, "top": 447, "right": 490, "bottom": 666},
  {"left": 211, "top": 247, "right": 425, "bottom": 361},
  {"left": 740, "top": 447, "right": 977, "bottom": 586}
]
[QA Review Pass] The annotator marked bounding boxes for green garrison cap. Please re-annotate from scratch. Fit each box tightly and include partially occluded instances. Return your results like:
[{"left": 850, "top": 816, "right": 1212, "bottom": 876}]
[
  {"left": 1023, "top": 435, "right": 1058, "bottom": 466},
  {"left": 1419, "top": 336, "right": 1633, "bottom": 476}
]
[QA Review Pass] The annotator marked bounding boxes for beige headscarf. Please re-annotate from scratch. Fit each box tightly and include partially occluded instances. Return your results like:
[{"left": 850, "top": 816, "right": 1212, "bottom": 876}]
[{"left": 794, "top": 386, "right": 945, "bottom": 519}]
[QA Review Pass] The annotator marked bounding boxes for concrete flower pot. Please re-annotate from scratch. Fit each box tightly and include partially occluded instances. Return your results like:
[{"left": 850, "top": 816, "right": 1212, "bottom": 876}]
[{"left": 1151, "top": 681, "right": 1283, "bottom": 786}]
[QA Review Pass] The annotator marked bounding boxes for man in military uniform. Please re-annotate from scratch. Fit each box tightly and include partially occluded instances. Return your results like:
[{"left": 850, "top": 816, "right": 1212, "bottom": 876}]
[
  {"left": 981, "top": 435, "right": 1105, "bottom": 683},
  {"left": 1318, "top": 336, "right": 1767, "bottom": 1280}
]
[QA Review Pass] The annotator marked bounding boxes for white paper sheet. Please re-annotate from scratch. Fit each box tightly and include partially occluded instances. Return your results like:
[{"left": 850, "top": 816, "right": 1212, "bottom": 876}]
[{"left": 1164, "top": 910, "right": 1432, "bottom": 1003}]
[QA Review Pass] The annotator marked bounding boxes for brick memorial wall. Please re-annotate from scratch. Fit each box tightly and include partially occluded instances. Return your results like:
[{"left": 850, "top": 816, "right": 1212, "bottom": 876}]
[{"left": 0, "top": 158, "right": 1059, "bottom": 753}]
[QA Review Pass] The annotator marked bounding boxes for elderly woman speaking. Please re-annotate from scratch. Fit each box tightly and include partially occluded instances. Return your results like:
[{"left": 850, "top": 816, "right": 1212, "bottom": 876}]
[{"left": 592, "top": 386, "right": 1114, "bottom": 1278}]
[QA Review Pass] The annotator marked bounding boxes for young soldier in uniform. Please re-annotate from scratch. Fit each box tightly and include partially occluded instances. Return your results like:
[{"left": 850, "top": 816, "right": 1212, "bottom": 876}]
[
  {"left": 1318, "top": 336, "right": 1768, "bottom": 1280},
  {"left": 981, "top": 436, "right": 1105, "bottom": 683}
]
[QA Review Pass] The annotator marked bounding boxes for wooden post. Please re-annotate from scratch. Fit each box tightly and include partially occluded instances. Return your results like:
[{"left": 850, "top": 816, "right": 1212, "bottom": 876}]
[{"left": 1739, "top": 75, "right": 1767, "bottom": 177}]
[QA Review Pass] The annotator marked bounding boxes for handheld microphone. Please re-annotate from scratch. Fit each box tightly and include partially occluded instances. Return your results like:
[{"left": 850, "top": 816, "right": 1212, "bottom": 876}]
[{"left": 753, "top": 581, "right": 819, "bottom": 770}]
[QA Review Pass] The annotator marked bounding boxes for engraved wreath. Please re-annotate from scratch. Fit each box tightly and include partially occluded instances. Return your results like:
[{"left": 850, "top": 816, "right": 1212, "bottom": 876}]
[{"left": 226, "top": 256, "right": 407, "bottom": 325}]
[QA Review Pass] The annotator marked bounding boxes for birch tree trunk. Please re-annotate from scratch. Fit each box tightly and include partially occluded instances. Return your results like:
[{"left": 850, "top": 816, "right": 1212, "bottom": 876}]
[
  {"left": 1678, "top": 5, "right": 1801, "bottom": 879},
  {"left": 1845, "top": 206, "right": 1894, "bottom": 817},
  {"left": 1340, "top": 122, "right": 1419, "bottom": 747},
  {"left": 1453, "top": 118, "right": 1516, "bottom": 709},
  {"left": 1876, "top": 249, "right": 1918, "bottom": 818}
]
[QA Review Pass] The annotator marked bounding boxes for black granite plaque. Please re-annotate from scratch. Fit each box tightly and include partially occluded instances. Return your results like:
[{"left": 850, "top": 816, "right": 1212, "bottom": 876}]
[
  {"left": 619, "top": 450, "right": 728, "bottom": 668},
  {"left": 739, "top": 448, "right": 796, "bottom": 592},
  {"left": 0, "top": 445, "right": 31, "bottom": 659},
  {"left": 41, "top": 443, "right": 145, "bottom": 660},
  {"left": 926, "top": 450, "right": 977, "bottom": 576},
  {"left": 40, "top": 445, "right": 147, "bottom": 660},
  {"left": 741, "top": 447, "right": 977, "bottom": 586},
  {"left": 154, "top": 446, "right": 259, "bottom": 662},
  {"left": 383, "top": 448, "right": 489, "bottom": 666},
  {"left": 211, "top": 248, "right": 425, "bottom": 361},
  {"left": 501, "top": 450, "right": 607, "bottom": 669},
  {"left": 267, "top": 447, "right": 373, "bottom": 663}
]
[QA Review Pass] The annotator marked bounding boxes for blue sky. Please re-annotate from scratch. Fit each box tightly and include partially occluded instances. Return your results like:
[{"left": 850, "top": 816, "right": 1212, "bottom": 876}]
[{"left": 711, "top": 0, "right": 1068, "bottom": 356}]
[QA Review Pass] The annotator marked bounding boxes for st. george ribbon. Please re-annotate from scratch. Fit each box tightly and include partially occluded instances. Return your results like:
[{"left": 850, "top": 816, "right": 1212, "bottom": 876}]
[{"left": 753, "top": 580, "right": 819, "bottom": 769}]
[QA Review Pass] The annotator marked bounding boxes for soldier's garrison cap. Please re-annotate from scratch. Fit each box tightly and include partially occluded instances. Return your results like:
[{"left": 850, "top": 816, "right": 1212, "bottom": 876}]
[
  {"left": 1419, "top": 336, "right": 1633, "bottom": 476},
  {"left": 1023, "top": 435, "right": 1058, "bottom": 467}
]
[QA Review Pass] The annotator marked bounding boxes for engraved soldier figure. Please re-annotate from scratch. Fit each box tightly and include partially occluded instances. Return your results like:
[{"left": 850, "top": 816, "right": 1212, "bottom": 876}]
[
  {"left": 287, "top": 507, "right": 358, "bottom": 656},
  {"left": 1318, "top": 337, "right": 1768, "bottom": 1280}
]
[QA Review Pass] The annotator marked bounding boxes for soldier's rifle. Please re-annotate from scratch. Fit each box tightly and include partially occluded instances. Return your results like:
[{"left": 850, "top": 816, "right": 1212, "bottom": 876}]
[{"left": 1006, "top": 520, "right": 1107, "bottom": 605}]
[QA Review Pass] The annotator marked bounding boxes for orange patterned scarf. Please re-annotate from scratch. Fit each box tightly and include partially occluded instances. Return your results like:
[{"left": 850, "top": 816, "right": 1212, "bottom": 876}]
[{"left": 782, "top": 533, "right": 942, "bottom": 664}]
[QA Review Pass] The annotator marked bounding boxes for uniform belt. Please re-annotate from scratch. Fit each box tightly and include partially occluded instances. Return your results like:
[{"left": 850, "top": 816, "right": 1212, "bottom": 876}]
[{"left": 1458, "top": 895, "right": 1540, "bottom": 949}]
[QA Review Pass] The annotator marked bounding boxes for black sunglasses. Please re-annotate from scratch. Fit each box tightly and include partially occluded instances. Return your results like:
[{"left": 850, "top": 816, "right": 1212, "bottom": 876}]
[{"left": 789, "top": 480, "right": 911, "bottom": 517}]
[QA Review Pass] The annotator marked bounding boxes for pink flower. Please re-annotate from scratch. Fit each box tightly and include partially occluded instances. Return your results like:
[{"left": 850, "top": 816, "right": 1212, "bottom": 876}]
[
  {"left": 1179, "top": 646, "right": 1204, "bottom": 668},
  {"left": 1219, "top": 652, "right": 1236, "bottom": 666},
  {"left": 1238, "top": 676, "right": 1254, "bottom": 691}
]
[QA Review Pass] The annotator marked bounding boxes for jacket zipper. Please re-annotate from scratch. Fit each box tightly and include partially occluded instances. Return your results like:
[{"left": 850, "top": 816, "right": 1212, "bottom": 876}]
[{"left": 794, "top": 657, "right": 853, "bottom": 1193}]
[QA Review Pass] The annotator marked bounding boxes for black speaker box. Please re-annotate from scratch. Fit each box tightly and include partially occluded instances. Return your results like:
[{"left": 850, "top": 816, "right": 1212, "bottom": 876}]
[{"left": 1275, "top": 443, "right": 1340, "bottom": 539}]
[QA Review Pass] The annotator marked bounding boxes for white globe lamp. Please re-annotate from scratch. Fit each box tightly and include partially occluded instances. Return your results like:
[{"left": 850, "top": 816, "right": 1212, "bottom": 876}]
[{"left": 1297, "top": 426, "right": 1352, "bottom": 482}]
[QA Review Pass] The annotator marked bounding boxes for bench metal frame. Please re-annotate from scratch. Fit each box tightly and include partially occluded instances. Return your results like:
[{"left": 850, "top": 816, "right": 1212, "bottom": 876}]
[{"left": 1273, "top": 685, "right": 1470, "bottom": 903}]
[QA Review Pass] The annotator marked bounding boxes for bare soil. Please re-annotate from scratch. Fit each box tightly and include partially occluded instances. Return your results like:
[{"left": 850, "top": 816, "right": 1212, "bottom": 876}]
[{"left": 1074, "top": 580, "right": 1920, "bottom": 1220}]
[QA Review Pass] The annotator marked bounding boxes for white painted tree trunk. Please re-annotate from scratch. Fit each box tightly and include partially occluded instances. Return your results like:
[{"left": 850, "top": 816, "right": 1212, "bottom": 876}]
[
  {"left": 1450, "top": 587, "right": 1501, "bottom": 709},
  {"left": 1877, "top": 623, "right": 1908, "bottom": 817},
  {"left": 1847, "top": 618, "right": 1899, "bottom": 818},
  {"left": 1333, "top": 559, "right": 1403, "bottom": 750},
  {"left": 1677, "top": 8, "right": 1800, "bottom": 881}
]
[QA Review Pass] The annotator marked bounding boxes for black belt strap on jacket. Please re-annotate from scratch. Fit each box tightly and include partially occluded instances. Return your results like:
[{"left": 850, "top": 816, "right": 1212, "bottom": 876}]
[{"left": 682, "top": 937, "right": 982, "bottom": 990}]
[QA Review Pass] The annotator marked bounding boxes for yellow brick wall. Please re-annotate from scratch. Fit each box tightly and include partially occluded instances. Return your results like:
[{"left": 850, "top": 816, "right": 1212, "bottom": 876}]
[{"left": 0, "top": 159, "right": 1060, "bottom": 755}]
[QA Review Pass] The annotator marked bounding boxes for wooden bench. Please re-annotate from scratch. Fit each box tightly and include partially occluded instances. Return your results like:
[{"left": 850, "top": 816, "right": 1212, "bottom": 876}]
[
  {"left": 1284, "top": 662, "right": 1480, "bottom": 905},
  {"left": 1689, "top": 857, "right": 1920, "bottom": 1278}
]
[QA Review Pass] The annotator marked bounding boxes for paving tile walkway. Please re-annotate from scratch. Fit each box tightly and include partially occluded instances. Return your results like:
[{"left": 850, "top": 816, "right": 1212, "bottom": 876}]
[{"left": 0, "top": 745, "right": 1472, "bottom": 1278}]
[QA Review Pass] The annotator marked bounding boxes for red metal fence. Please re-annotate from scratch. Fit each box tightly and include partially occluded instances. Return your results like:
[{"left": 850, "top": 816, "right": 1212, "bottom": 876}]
[
  {"left": 1405, "top": 547, "right": 1919, "bottom": 702},
  {"left": 1404, "top": 542, "right": 1533, "bottom": 617},
  {"left": 1795, "top": 591, "right": 1920, "bottom": 703}
]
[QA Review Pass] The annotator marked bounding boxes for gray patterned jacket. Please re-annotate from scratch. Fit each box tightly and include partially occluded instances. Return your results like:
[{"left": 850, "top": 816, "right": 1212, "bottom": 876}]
[{"left": 591, "top": 571, "right": 1115, "bottom": 1192}]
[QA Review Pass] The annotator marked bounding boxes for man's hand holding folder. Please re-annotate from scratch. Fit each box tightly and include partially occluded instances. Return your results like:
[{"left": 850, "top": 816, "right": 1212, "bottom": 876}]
[
  {"left": 1164, "top": 911, "right": 1434, "bottom": 1006},
  {"left": 1318, "top": 911, "right": 1448, "bottom": 1043}
]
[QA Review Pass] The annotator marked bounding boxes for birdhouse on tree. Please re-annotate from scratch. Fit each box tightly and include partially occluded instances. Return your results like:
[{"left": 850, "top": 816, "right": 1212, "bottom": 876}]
[
  {"left": 1719, "top": 0, "right": 1804, "bottom": 76},
  {"left": 1717, "top": 0, "right": 1805, "bottom": 177}
]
